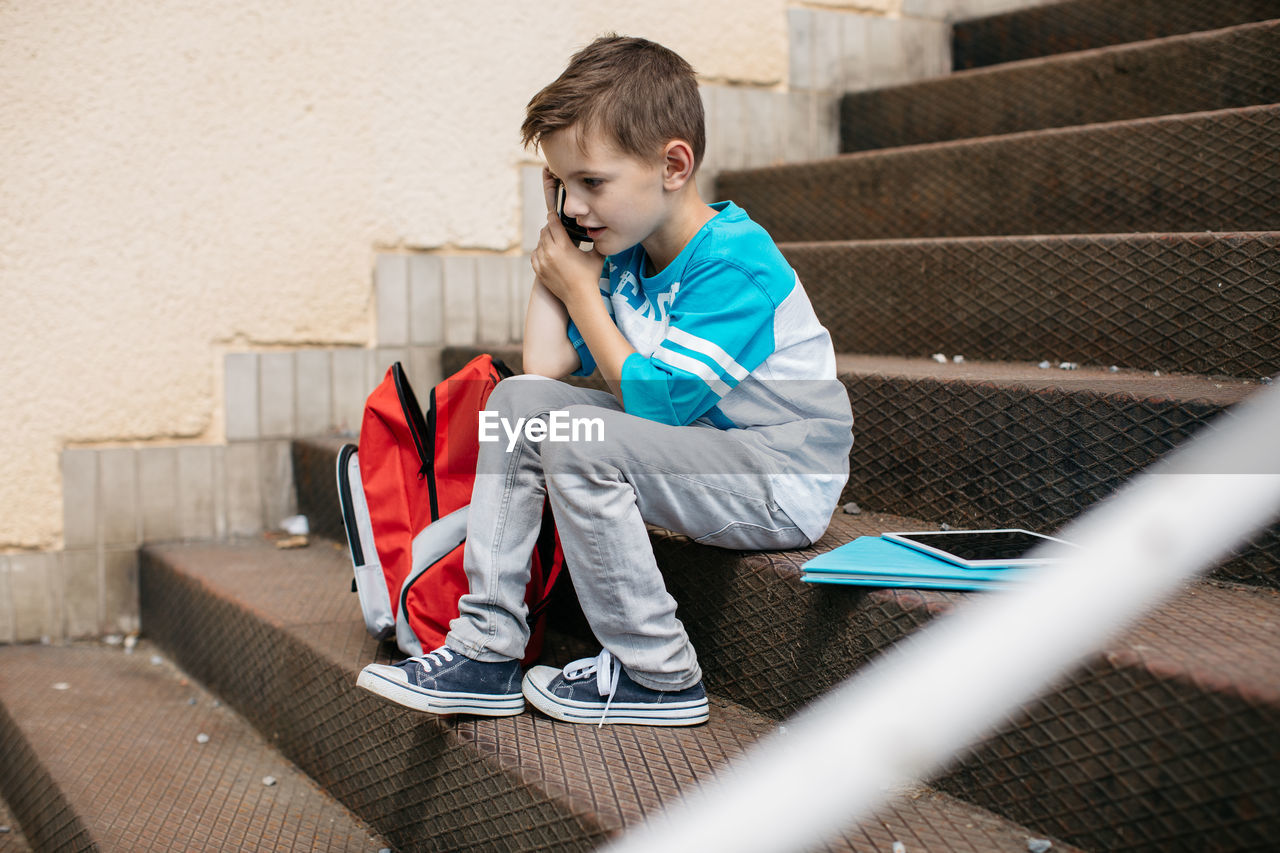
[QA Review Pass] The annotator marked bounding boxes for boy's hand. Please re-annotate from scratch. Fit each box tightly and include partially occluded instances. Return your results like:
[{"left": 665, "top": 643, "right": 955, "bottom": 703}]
[{"left": 531, "top": 212, "right": 604, "bottom": 310}]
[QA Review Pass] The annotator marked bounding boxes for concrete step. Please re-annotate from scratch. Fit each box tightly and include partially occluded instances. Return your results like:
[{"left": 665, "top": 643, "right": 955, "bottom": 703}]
[
  {"left": 832, "top": 354, "right": 1277, "bottom": 589},
  {"left": 137, "top": 538, "right": 1076, "bottom": 853},
  {"left": 282, "top": 429, "right": 1280, "bottom": 851},
  {"left": 716, "top": 103, "right": 1280, "bottom": 241},
  {"left": 780, "top": 231, "right": 1280, "bottom": 381},
  {"left": 403, "top": 347, "right": 1279, "bottom": 589},
  {"left": 0, "top": 796, "right": 32, "bottom": 853},
  {"left": 844, "top": 19, "right": 1280, "bottom": 152},
  {"left": 0, "top": 640, "right": 387, "bottom": 853},
  {"left": 952, "top": 0, "right": 1280, "bottom": 70},
  {"left": 638, "top": 510, "right": 1280, "bottom": 851}
]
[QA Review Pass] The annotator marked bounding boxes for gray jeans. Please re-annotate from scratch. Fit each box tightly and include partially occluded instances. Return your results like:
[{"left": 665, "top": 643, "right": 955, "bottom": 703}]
[{"left": 446, "top": 375, "right": 808, "bottom": 691}]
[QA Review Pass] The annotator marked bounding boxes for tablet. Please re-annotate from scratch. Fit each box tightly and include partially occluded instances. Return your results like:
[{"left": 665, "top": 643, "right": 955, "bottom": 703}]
[{"left": 881, "top": 529, "right": 1077, "bottom": 569}]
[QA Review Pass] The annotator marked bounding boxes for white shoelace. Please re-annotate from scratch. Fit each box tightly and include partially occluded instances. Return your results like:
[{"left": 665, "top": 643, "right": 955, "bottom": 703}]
[
  {"left": 417, "top": 646, "right": 455, "bottom": 669},
  {"left": 562, "top": 648, "right": 622, "bottom": 727}
]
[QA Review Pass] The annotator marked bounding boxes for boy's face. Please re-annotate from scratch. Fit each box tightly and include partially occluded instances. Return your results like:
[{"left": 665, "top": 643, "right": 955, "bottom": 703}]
[{"left": 541, "top": 125, "right": 669, "bottom": 259}]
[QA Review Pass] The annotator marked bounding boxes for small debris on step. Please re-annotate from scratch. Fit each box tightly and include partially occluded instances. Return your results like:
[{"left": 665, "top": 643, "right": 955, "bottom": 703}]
[
  {"left": 52, "top": 682, "right": 70, "bottom": 691},
  {"left": 150, "top": 654, "right": 164, "bottom": 666},
  {"left": 1038, "top": 360, "right": 1051, "bottom": 369},
  {"left": 275, "top": 534, "right": 309, "bottom": 550},
  {"left": 280, "top": 514, "right": 310, "bottom": 536},
  {"left": 842, "top": 502, "right": 862, "bottom": 515},
  {"left": 262, "top": 776, "right": 277, "bottom": 787},
  {"left": 951, "top": 355, "right": 965, "bottom": 364},
  {"left": 1108, "top": 365, "right": 1119, "bottom": 373},
  {"left": 196, "top": 733, "right": 210, "bottom": 744},
  {"left": 188, "top": 697, "right": 198, "bottom": 706},
  {"left": 124, "top": 634, "right": 138, "bottom": 654},
  {"left": 893, "top": 843, "right": 906, "bottom": 853},
  {"left": 1058, "top": 362, "right": 1078, "bottom": 371},
  {"left": 931, "top": 353, "right": 947, "bottom": 364},
  {"left": 939, "top": 523, "right": 951, "bottom": 531},
  {"left": 1027, "top": 839, "right": 1052, "bottom": 853}
]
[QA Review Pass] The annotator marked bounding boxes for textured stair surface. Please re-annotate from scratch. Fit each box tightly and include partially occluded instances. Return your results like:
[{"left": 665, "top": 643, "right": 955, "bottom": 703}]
[
  {"left": 831, "top": 355, "right": 1279, "bottom": 589},
  {"left": 0, "top": 641, "right": 386, "bottom": 853},
  {"left": 0, "top": 795, "right": 31, "bottom": 853},
  {"left": 419, "top": 347, "right": 1279, "bottom": 590},
  {"left": 138, "top": 538, "right": 1077, "bottom": 853},
  {"left": 644, "top": 514, "right": 1280, "bottom": 852},
  {"left": 717, "top": 104, "right": 1280, "bottom": 241},
  {"left": 782, "top": 232, "right": 1280, "bottom": 380},
  {"left": 952, "top": 0, "right": 1280, "bottom": 69},
  {"left": 285, "top": 430, "right": 1280, "bottom": 851},
  {"left": 844, "top": 19, "right": 1280, "bottom": 151}
]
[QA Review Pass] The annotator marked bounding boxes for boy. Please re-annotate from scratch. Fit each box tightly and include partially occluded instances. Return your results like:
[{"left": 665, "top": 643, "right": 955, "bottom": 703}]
[{"left": 357, "top": 34, "right": 853, "bottom": 726}]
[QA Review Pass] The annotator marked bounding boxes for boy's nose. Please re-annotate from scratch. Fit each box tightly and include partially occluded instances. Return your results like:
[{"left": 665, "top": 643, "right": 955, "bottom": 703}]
[{"left": 562, "top": 192, "right": 588, "bottom": 219}]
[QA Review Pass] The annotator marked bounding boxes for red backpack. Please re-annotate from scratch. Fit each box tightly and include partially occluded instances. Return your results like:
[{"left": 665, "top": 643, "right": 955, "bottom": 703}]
[{"left": 337, "top": 354, "right": 563, "bottom": 664}]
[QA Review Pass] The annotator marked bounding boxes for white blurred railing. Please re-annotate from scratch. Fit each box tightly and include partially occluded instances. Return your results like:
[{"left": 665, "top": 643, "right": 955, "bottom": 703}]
[{"left": 600, "top": 380, "right": 1280, "bottom": 853}]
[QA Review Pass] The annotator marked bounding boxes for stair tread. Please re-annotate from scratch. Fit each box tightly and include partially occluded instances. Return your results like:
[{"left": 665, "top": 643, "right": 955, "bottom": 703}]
[
  {"left": 719, "top": 103, "right": 1280, "bottom": 241},
  {"left": 952, "top": 0, "right": 1280, "bottom": 69},
  {"left": 832, "top": 353, "right": 1261, "bottom": 404},
  {"left": 140, "top": 537, "right": 1078, "bottom": 851},
  {"left": 845, "top": 18, "right": 1280, "bottom": 151},
  {"left": 780, "top": 231, "right": 1280, "bottom": 380},
  {"left": 0, "top": 640, "right": 387, "bottom": 853}
]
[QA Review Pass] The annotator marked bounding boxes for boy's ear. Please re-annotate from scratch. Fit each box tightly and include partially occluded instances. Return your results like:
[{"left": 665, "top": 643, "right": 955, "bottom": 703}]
[{"left": 660, "top": 139, "right": 697, "bottom": 191}]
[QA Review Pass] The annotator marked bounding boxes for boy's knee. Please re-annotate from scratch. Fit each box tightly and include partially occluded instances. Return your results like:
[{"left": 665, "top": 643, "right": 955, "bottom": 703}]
[
  {"left": 542, "top": 404, "right": 623, "bottom": 475},
  {"left": 487, "top": 374, "right": 558, "bottom": 419}
]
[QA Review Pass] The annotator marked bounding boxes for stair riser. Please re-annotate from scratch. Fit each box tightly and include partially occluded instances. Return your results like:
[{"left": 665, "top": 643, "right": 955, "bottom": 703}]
[
  {"left": 784, "top": 233, "right": 1280, "bottom": 380},
  {"left": 842, "top": 374, "right": 1278, "bottom": 587},
  {"left": 717, "top": 105, "right": 1280, "bottom": 241},
  {"left": 939, "top": 662, "right": 1280, "bottom": 851},
  {"left": 0, "top": 702, "right": 92, "bottom": 852},
  {"left": 953, "top": 0, "right": 1280, "bottom": 69},
  {"left": 138, "top": 550, "right": 605, "bottom": 853},
  {"left": 845, "top": 19, "right": 1280, "bottom": 151}
]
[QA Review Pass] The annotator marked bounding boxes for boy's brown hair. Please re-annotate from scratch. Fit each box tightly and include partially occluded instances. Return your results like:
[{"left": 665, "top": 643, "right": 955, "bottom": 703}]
[{"left": 521, "top": 34, "right": 705, "bottom": 168}]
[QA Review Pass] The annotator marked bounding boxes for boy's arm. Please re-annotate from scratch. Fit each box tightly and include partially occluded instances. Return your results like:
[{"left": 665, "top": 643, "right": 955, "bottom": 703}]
[
  {"left": 532, "top": 213, "right": 635, "bottom": 403},
  {"left": 521, "top": 278, "right": 581, "bottom": 379}
]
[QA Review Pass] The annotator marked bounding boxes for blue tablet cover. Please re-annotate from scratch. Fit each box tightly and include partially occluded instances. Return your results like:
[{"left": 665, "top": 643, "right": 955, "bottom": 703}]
[{"left": 800, "top": 535, "right": 1029, "bottom": 591}]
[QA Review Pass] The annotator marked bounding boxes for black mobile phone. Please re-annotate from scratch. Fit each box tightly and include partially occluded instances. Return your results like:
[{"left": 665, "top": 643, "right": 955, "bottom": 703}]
[{"left": 555, "top": 180, "right": 592, "bottom": 247}]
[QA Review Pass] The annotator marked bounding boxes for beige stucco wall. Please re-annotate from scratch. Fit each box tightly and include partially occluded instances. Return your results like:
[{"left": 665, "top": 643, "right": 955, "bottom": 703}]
[{"left": 0, "top": 0, "right": 803, "bottom": 551}]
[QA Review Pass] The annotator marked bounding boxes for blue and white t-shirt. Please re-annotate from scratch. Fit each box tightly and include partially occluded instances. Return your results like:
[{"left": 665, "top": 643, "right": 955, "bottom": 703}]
[{"left": 565, "top": 201, "right": 853, "bottom": 543}]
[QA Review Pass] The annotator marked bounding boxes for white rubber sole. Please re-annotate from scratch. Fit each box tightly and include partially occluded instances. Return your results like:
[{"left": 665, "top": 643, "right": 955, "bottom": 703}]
[
  {"left": 357, "top": 663, "right": 525, "bottom": 716},
  {"left": 522, "top": 666, "right": 710, "bottom": 726}
]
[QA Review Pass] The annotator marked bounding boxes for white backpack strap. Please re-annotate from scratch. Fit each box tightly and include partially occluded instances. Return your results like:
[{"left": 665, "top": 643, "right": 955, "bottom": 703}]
[
  {"left": 395, "top": 505, "right": 470, "bottom": 657},
  {"left": 336, "top": 445, "right": 394, "bottom": 640}
]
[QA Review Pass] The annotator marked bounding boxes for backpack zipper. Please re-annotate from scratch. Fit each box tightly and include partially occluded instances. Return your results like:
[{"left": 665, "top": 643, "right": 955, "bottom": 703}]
[{"left": 393, "top": 363, "right": 438, "bottom": 521}]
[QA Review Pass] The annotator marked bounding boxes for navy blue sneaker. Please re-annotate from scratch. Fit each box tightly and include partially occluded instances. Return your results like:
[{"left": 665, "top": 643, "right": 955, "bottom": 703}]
[
  {"left": 357, "top": 646, "right": 524, "bottom": 716},
  {"left": 522, "top": 649, "right": 709, "bottom": 726}
]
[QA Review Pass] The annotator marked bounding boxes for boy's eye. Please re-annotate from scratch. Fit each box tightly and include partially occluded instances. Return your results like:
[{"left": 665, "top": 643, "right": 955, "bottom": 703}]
[{"left": 581, "top": 178, "right": 603, "bottom": 188}]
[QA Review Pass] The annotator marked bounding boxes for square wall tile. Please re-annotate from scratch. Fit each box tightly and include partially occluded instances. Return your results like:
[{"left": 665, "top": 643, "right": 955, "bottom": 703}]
[
  {"left": 259, "top": 441, "right": 297, "bottom": 531},
  {"left": 103, "top": 548, "right": 139, "bottom": 635},
  {"left": 138, "top": 447, "right": 181, "bottom": 543},
  {"left": 224, "top": 352, "right": 260, "bottom": 441},
  {"left": 177, "top": 445, "right": 217, "bottom": 540},
  {"left": 61, "top": 549, "right": 101, "bottom": 639},
  {"left": 510, "top": 257, "right": 534, "bottom": 344},
  {"left": 332, "top": 348, "right": 372, "bottom": 436},
  {"left": 9, "top": 552, "right": 57, "bottom": 642},
  {"left": 295, "top": 349, "right": 333, "bottom": 437},
  {"left": 376, "top": 254, "right": 410, "bottom": 347},
  {"left": 521, "top": 165, "right": 547, "bottom": 253},
  {"left": 259, "top": 352, "right": 296, "bottom": 439},
  {"left": 224, "top": 441, "right": 263, "bottom": 537},
  {"left": 476, "top": 255, "right": 513, "bottom": 346},
  {"left": 443, "top": 256, "right": 478, "bottom": 346},
  {"left": 788, "top": 8, "right": 815, "bottom": 90},
  {"left": 0, "top": 556, "right": 13, "bottom": 643},
  {"left": 409, "top": 254, "right": 445, "bottom": 346},
  {"left": 407, "top": 346, "right": 444, "bottom": 394},
  {"left": 98, "top": 448, "right": 138, "bottom": 547},
  {"left": 61, "top": 448, "right": 98, "bottom": 549}
]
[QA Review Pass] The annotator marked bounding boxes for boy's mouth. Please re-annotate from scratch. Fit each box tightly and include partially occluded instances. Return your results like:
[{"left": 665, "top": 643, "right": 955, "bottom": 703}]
[{"left": 586, "top": 226, "right": 606, "bottom": 241}]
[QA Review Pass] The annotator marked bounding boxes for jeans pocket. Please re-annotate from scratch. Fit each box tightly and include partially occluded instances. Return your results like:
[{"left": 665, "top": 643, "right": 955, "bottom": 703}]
[{"left": 694, "top": 520, "right": 809, "bottom": 551}]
